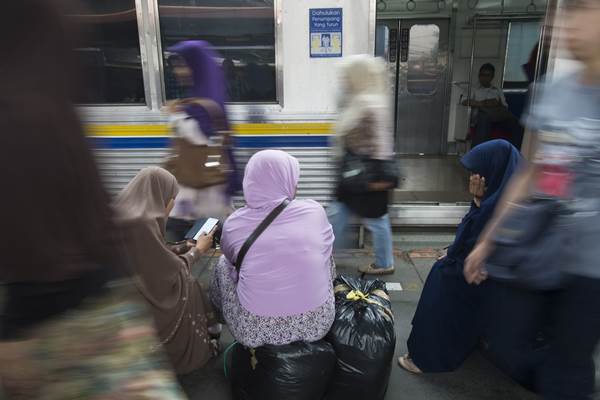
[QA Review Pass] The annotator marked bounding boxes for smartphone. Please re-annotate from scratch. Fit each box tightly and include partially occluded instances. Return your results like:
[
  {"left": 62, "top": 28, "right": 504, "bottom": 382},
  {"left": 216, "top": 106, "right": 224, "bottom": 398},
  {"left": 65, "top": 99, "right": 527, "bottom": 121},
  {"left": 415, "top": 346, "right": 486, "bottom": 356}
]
[{"left": 184, "top": 218, "right": 219, "bottom": 241}]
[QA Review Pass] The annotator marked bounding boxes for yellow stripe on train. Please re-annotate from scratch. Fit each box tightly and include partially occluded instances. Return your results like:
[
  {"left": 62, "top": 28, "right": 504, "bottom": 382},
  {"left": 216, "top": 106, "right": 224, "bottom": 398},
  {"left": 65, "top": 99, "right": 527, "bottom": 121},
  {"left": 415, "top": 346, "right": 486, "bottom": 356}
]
[{"left": 85, "top": 123, "right": 334, "bottom": 137}]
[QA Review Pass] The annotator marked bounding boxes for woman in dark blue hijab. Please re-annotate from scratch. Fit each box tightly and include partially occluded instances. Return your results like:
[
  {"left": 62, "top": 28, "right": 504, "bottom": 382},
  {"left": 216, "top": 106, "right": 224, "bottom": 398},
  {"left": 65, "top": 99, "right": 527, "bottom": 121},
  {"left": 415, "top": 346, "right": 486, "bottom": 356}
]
[{"left": 399, "top": 140, "right": 522, "bottom": 373}]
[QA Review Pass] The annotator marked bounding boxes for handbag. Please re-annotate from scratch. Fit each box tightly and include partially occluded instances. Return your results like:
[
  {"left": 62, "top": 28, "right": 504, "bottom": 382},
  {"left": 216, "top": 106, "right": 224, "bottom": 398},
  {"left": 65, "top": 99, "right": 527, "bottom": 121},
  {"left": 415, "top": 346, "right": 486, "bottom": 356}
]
[
  {"left": 339, "top": 150, "right": 400, "bottom": 194},
  {"left": 164, "top": 98, "right": 232, "bottom": 189},
  {"left": 485, "top": 197, "right": 574, "bottom": 291}
]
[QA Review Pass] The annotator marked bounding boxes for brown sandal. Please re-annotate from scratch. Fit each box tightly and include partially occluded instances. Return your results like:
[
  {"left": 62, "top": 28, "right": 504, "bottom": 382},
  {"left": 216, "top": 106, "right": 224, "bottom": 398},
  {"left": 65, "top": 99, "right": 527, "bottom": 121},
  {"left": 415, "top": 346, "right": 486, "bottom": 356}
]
[{"left": 358, "top": 263, "right": 395, "bottom": 275}]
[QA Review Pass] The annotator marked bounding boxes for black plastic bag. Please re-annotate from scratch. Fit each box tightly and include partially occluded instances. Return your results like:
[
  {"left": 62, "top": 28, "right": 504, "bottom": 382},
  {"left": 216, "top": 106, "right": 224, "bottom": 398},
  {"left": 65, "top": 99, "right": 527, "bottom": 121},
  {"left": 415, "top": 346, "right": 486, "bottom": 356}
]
[
  {"left": 229, "top": 340, "right": 336, "bottom": 400},
  {"left": 325, "top": 276, "right": 396, "bottom": 400}
]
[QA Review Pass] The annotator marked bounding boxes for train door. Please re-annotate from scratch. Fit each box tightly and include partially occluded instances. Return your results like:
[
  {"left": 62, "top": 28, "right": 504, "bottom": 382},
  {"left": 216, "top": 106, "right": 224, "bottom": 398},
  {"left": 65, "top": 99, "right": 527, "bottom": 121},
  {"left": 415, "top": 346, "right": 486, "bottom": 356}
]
[
  {"left": 398, "top": 19, "right": 450, "bottom": 154},
  {"left": 377, "top": 19, "right": 450, "bottom": 155}
]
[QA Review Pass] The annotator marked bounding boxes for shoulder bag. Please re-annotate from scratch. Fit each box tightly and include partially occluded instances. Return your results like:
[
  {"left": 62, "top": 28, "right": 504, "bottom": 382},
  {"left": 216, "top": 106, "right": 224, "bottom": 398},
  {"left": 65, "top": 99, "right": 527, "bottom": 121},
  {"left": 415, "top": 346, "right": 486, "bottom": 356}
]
[
  {"left": 485, "top": 197, "right": 574, "bottom": 291},
  {"left": 339, "top": 150, "right": 401, "bottom": 194},
  {"left": 164, "top": 98, "right": 233, "bottom": 189}
]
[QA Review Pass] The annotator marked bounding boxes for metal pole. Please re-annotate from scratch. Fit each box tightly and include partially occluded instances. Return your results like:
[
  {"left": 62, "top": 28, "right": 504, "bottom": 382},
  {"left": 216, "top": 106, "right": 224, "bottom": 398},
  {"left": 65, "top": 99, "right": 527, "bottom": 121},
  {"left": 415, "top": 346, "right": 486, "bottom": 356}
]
[{"left": 466, "top": 14, "right": 478, "bottom": 137}]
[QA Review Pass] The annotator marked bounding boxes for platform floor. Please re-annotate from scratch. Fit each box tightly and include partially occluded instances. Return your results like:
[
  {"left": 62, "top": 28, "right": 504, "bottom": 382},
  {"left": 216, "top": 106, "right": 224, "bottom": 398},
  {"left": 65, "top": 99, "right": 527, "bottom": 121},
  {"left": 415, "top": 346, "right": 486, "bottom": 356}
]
[
  {"left": 393, "top": 156, "right": 471, "bottom": 204},
  {"left": 1, "top": 232, "right": 596, "bottom": 399},
  {"left": 184, "top": 233, "right": 600, "bottom": 400}
]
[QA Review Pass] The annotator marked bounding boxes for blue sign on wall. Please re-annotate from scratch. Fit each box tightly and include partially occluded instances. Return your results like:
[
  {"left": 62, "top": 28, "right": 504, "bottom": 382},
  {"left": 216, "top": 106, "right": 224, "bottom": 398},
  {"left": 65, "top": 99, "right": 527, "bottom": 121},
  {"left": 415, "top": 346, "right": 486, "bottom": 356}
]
[{"left": 309, "top": 8, "right": 343, "bottom": 58}]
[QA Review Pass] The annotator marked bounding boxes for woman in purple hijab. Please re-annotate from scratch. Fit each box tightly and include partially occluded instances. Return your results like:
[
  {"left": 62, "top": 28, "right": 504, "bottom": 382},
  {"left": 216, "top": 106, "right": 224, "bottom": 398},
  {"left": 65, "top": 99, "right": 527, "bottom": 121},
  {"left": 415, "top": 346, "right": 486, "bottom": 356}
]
[
  {"left": 210, "top": 150, "right": 336, "bottom": 348},
  {"left": 165, "top": 40, "right": 241, "bottom": 240}
]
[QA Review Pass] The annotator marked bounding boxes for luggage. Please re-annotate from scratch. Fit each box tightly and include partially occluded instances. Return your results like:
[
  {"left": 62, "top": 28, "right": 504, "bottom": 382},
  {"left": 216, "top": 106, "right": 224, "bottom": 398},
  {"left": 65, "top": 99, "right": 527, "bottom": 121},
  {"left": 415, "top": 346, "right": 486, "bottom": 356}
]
[
  {"left": 325, "top": 276, "right": 396, "bottom": 400},
  {"left": 229, "top": 340, "right": 336, "bottom": 400},
  {"left": 164, "top": 98, "right": 233, "bottom": 189},
  {"left": 338, "top": 150, "right": 401, "bottom": 194}
]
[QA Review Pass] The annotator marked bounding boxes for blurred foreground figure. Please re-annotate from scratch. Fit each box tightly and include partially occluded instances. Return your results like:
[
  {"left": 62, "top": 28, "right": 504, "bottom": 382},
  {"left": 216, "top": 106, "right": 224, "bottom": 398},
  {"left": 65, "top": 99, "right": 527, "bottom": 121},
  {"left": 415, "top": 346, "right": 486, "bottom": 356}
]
[
  {"left": 328, "top": 55, "right": 398, "bottom": 275},
  {"left": 0, "top": 1, "right": 185, "bottom": 398},
  {"left": 465, "top": 1, "right": 600, "bottom": 398}
]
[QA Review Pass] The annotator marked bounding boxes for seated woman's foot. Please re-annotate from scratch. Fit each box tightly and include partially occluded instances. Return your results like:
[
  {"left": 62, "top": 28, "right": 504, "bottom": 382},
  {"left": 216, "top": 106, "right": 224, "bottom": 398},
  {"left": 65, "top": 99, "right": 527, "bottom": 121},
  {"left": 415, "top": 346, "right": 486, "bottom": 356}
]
[
  {"left": 398, "top": 354, "right": 422, "bottom": 374},
  {"left": 358, "top": 263, "right": 395, "bottom": 275}
]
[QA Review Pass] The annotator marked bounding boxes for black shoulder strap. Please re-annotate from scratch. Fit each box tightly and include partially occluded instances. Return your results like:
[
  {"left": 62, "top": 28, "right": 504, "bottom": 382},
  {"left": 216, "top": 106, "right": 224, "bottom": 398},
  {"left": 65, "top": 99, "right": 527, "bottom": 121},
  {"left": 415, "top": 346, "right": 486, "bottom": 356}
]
[{"left": 234, "top": 199, "right": 290, "bottom": 272}]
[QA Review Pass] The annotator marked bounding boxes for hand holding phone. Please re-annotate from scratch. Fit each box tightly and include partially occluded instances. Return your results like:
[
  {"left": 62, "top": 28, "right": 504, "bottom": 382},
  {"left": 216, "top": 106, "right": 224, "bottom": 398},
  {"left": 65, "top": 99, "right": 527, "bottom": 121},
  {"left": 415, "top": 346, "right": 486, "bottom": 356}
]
[
  {"left": 195, "top": 229, "right": 215, "bottom": 253},
  {"left": 185, "top": 218, "right": 219, "bottom": 241}
]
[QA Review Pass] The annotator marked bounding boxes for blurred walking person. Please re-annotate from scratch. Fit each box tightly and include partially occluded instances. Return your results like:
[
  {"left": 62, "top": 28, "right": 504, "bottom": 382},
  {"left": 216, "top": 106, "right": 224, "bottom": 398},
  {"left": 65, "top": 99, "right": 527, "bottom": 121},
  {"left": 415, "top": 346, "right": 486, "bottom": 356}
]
[
  {"left": 165, "top": 40, "right": 241, "bottom": 241},
  {"left": 465, "top": 1, "right": 600, "bottom": 398},
  {"left": 328, "top": 55, "right": 398, "bottom": 275},
  {"left": 0, "top": 1, "right": 185, "bottom": 398}
]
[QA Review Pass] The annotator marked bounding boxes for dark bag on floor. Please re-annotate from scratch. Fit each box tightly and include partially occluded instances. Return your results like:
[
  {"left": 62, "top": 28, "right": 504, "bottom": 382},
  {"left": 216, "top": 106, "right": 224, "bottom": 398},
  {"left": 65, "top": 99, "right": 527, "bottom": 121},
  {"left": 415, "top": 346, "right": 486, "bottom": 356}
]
[
  {"left": 485, "top": 197, "right": 573, "bottom": 291},
  {"left": 325, "top": 276, "right": 396, "bottom": 400},
  {"left": 229, "top": 340, "right": 336, "bottom": 400}
]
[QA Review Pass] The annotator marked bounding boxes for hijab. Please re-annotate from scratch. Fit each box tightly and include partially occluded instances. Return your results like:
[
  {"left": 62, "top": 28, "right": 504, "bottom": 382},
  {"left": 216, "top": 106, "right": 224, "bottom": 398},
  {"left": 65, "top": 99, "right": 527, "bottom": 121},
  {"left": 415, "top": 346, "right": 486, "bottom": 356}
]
[
  {"left": 335, "top": 55, "right": 394, "bottom": 160},
  {"left": 169, "top": 40, "right": 227, "bottom": 136},
  {"left": 114, "top": 167, "right": 212, "bottom": 374},
  {"left": 447, "top": 140, "right": 521, "bottom": 261},
  {"left": 114, "top": 167, "right": 183, "bottom": 308},
  {"left": 221, "top": 150, "right": 335, "bottom": 317},
  {"left": 169, "top": 40, "right": 241, "bottom": 195}
]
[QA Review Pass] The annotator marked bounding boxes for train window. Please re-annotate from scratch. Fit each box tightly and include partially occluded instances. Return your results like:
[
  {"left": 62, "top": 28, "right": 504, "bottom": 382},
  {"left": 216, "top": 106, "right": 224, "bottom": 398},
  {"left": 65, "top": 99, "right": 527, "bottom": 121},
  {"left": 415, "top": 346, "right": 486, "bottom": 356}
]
[
  {"left": 503, "top": 21, "right": 541, "bottom": 88},
  {"left": 158, "top": 0, "right": 277, "bottom": 103},
  {"left": 68, "top": 0, "right": 146, "bottom": 104},
  {"left": 407, "top": 24, "right": 440, "bottom": 95}
]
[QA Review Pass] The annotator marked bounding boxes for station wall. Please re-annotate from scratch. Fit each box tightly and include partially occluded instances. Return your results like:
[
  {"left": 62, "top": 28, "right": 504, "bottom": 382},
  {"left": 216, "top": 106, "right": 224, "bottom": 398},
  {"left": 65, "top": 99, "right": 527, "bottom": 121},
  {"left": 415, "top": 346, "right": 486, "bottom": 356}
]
[{"left": 281, "top": 0, "right": 374, "bottom": 116}]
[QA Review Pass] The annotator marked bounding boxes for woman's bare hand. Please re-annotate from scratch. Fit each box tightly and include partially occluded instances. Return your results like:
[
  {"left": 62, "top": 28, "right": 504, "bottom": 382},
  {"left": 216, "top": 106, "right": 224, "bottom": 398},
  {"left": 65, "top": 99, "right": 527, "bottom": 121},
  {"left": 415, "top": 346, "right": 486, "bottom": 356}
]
[
  {"left": 464, "top": 241, "right": 491, "bottom": 285},
  {"left": 195, "top": 232, "right": 214, "bottom": 254},
  {"left": 469, "top": 174, "right": 486, "bottom": 206}
]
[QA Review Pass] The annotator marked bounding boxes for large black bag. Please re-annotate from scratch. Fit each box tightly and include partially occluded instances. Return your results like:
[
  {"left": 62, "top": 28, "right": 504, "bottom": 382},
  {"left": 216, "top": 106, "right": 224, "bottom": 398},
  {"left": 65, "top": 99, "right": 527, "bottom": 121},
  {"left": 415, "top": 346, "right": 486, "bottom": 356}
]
[
  {"left": 229, "top": 340, "right": 336, "bottom": 400},
  {"left": 485, "top": 197, "right": 574, "bottom": 291},
  {"left": 325, "top": 276, "right": 396, "bottom": 400},
  {"left": 339, "top": 150, "right": 400, "bottom": 194}
]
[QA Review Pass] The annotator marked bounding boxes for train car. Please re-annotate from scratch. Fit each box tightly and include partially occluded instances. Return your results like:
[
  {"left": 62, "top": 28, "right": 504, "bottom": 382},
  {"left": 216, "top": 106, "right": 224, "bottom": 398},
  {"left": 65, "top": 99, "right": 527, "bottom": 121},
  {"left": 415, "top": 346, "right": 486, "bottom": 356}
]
[{"left": 76, "top": 0, "right": 557, "bottom": 227}]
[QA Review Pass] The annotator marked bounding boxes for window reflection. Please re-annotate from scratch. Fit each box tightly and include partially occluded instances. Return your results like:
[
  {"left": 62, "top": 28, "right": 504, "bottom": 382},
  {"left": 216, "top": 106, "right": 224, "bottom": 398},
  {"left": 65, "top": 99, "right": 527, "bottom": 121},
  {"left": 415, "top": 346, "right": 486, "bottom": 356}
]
[
  {"left": 407, "top": 24, "right": 440, "bottom": 95},
  {"left": 159, "top": 0, "right": 276, "bottom": 103},
  {"left": 68, "top": 0, "right": 145, "bottom": 104},
  {"left": 504, "top": 21, "right": 541, "bottom": 88}
]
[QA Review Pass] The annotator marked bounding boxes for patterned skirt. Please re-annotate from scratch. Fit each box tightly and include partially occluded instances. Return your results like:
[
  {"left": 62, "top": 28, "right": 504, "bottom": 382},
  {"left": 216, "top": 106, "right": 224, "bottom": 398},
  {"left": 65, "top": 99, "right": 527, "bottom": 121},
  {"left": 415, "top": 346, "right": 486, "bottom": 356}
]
[
  {"left": 0, "top": 283, "right": 186, "bottom": 400},
  {"left": 210, "top": 256, "right": 335, "bottom": 348}
]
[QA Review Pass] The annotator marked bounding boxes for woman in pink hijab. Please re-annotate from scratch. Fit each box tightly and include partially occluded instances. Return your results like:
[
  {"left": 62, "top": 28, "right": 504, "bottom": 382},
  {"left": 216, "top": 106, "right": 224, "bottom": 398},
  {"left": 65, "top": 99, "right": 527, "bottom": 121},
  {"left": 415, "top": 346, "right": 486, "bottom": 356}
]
[{"left": 210, "top": 150, "right": 336, "bottom": 347}]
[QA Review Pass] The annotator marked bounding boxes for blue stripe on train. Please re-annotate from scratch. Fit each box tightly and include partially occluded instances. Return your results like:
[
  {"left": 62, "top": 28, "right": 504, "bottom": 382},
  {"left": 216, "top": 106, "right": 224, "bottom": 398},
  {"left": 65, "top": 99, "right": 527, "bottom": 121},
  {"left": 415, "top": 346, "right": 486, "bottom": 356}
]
[{"left": 89, "top": 136, "right": 331, "bottom": 149}]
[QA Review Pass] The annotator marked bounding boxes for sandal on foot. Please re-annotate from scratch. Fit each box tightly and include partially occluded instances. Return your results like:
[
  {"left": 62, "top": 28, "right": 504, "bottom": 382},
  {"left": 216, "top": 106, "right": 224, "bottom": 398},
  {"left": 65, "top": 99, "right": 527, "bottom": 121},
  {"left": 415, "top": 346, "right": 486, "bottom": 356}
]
[
  {"left": 398, "top": 354, "right": 422, "bottom": 374},
  {"left": 358, "top": 263, "right": 395, "bottom": 275}
]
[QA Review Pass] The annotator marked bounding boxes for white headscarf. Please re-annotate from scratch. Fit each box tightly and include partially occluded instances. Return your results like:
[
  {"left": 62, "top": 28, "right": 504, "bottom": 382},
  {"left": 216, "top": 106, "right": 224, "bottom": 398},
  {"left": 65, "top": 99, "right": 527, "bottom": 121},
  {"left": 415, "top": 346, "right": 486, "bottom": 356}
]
[{"left": 335, "top": 55, "right": 394, "bottom": 160}]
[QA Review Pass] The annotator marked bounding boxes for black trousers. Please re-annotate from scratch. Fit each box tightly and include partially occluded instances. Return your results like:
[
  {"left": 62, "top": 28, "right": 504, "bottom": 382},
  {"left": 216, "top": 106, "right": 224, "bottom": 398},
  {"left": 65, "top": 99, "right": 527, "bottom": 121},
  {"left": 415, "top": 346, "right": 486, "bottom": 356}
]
[
  {"left": 488, "top": 275, "right": 600, "bottom": 399},
  {"left": 541, "top": 275, "right": 600, "bottom": 399}
]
